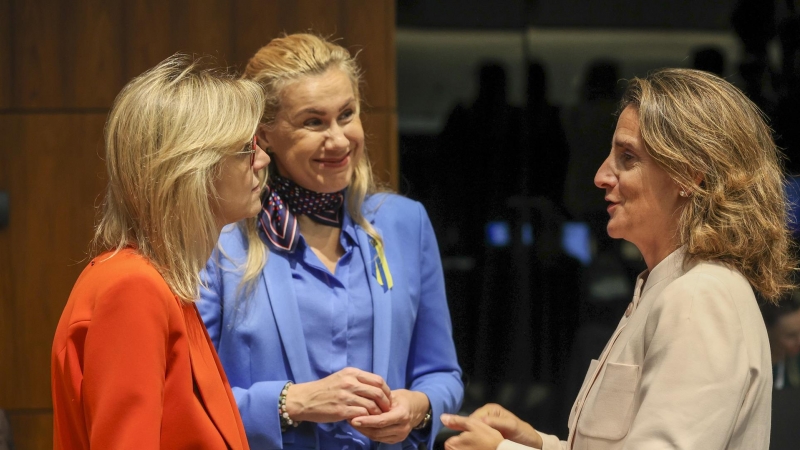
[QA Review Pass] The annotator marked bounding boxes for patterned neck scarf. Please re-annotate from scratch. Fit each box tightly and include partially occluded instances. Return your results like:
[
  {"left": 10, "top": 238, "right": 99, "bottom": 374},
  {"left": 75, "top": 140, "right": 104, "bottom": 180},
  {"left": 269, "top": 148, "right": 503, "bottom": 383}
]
[{"left": 257, "top": 174, "right": 345, "bottom": 252}]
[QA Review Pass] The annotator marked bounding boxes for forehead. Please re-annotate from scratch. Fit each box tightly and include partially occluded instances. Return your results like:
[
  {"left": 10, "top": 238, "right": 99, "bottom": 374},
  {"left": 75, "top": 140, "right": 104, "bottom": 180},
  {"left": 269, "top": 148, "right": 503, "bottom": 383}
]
[
  {"left": 279, "top": 68, "right": 355, "bottom": 110},
  {"left": 613, "top": 106, "right": 642, "bottom": 147}
]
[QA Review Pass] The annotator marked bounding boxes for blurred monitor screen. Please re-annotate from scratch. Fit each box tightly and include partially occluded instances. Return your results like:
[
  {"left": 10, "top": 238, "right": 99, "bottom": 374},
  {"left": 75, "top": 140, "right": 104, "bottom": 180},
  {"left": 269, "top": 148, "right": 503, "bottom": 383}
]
[
  {"left": 562, "top": 221, "right": 592, "bottom": 265},
  {"left": 786, "top": 176, "right": 800, "bottom": 238},
  {"left": 485, "top": 221, "right": 511, "bottom": 247}
]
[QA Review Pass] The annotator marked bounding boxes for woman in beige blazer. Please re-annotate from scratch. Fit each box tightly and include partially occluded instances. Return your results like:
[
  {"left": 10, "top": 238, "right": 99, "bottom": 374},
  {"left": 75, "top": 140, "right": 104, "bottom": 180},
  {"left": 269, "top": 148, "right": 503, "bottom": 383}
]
[{"left": 442, "top": 68, "right": 795, "bottom": 450}]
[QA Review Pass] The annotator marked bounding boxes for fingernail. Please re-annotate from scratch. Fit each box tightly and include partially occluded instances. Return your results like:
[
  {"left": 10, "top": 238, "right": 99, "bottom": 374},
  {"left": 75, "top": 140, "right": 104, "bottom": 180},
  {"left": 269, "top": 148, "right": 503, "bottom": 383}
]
[
  {"left": 440, "top": 414, "right": 451, "bottom": 424},
  {"left": 353, "top": 421, "right": 362, "bottom": 426}
]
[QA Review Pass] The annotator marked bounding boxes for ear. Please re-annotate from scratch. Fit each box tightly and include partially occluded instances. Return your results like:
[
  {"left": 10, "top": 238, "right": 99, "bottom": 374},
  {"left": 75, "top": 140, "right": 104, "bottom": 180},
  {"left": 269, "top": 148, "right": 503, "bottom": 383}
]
[{"left": 256, "top": 123, "right": 271, "bottom": 150}]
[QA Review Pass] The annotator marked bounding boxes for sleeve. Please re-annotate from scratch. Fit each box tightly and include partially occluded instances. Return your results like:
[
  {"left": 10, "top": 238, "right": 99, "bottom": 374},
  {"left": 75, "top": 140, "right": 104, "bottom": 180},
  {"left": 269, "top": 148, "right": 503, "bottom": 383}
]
[
  {"left": 198, "top": 246, "right": 289, "bottom": 448},
  {"left": 406, "top": 202, "right": 465, "bottom": 449},
  {"left": 80, "top": 273, "right": 170, "bottom": 449},
  {"left": 230, "top": 382, "right": 294, "bottom": 449},
  {"left": 198, "top": 252, "right": 224, "bottom": 347},
  {"left": 621, "top": 276, "right": 753, "bottom": 449}
]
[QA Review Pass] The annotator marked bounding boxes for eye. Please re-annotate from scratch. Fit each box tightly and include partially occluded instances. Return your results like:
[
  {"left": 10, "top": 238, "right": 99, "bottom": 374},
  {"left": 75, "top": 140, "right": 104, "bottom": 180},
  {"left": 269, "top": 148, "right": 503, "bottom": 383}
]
[
  {"left": 303, "top": 117, "right": 323, "bottom": 127},
  {"left": 339, "top": 109, "right": 355, "bottom": 121}
]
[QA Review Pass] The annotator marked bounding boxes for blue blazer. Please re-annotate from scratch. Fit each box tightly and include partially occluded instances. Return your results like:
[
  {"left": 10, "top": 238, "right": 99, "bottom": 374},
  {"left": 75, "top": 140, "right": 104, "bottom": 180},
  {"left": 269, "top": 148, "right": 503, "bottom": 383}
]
[{"left": 199, "top": 194, "right": 464, "bottom": 450}]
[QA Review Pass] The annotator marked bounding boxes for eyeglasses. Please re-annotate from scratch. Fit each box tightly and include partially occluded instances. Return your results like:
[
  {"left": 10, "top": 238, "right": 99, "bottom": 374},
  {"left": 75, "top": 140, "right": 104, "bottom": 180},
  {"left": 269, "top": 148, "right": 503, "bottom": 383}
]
[{"left": 237, "top": 135, "right": 258, "bottom": 167}]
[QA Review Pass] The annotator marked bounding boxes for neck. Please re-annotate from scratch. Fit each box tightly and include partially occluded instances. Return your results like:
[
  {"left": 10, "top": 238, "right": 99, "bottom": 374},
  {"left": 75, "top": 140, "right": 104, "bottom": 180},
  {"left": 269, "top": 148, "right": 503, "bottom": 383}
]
[{"left": 638, "top": 233, "right": 681, "bottom": 273}]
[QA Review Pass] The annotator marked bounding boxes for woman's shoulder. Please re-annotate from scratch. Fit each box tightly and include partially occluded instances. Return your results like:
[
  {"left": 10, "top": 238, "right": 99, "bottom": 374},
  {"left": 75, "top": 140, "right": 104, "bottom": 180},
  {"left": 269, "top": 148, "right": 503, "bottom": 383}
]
[
  {"left": 655, "top": 260, "right": 755, "bottom": 317},
  {"left": 362, "top": 192, "right": 425, "bottom": 221}
]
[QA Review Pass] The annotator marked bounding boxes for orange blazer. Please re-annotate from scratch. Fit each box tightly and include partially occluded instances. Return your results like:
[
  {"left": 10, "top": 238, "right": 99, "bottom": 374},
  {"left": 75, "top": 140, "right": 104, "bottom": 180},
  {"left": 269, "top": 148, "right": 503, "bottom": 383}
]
[{"left": 52, "top": 248, "right": 250, "bottom": 450}]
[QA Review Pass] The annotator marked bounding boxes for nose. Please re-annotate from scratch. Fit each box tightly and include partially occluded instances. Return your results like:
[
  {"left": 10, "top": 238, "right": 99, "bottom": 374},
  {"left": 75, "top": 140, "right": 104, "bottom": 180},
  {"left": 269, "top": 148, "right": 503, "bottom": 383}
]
[
  {"left": 253, "top": 145, "right": 270, "bottom": 171},
  {"left": 325, "top": 123, "right": 349, "bottom": 151},
  {"left": 594, "top": 152, "right": 615, "bottom": 190}
]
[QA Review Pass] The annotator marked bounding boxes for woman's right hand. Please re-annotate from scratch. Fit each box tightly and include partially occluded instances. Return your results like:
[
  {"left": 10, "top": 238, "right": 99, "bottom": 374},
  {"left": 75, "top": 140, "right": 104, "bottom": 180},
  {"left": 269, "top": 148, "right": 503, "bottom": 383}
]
[
  {"left": 469, "top": 403, "right": 542, "bottom": 448},
  {"left": 285, "top": 367, "right": 392, "bottom": 423}
]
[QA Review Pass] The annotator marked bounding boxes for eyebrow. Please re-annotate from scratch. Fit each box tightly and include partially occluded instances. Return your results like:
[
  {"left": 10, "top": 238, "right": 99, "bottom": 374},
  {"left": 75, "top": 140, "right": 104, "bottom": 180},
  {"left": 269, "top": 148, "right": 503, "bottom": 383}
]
[
  {"left": 293, "top": 97, "right": 356, "bottom": 120},
  {"left": 613, "top": 137, "right": 638, "bottom": 151}
]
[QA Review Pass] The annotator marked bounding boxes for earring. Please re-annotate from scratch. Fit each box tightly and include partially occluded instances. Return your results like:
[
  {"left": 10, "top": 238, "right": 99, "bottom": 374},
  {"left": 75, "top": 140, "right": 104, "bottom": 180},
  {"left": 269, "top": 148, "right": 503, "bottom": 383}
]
[{"left": 679, "top": 190, "right": 688, "bottom": 197}]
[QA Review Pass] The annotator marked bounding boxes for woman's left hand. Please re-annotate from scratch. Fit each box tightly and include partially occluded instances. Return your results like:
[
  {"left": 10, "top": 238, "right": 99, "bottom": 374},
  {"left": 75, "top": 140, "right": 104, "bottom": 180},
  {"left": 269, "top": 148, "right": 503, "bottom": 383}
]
[
  {"left": 349, "top": 389, "right": 430, "bottom": 444},
  {"left": 441, "top": 414, "right": 504, "bottom": 450}
]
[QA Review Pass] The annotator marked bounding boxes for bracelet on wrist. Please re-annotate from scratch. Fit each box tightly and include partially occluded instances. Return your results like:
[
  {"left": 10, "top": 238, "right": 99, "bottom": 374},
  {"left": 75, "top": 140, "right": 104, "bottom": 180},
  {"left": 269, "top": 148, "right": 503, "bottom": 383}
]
[
  {"left": 413, "top": 407, "right": 433, "bottom": 430},
  {"left": 279, "top": 381, "right": 300, "bottom": 432}
]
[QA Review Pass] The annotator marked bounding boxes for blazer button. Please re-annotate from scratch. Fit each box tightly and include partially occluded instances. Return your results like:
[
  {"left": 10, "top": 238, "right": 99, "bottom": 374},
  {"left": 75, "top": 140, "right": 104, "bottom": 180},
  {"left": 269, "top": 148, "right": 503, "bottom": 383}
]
[{"left": 624, "top": 302, "right": 633, "bottom": 317}]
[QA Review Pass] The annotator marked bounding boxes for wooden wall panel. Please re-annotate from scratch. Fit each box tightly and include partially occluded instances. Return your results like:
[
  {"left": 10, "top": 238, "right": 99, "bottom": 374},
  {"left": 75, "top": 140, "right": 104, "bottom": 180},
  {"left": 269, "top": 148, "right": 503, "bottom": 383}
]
[
  {"left": 169, "top": 0, "right": 233, "bottom": 62},
  {"left": 0, "top": 0, "right": 11, "bottom": 109},
  {"left": 13, "top": 0, "right": 123, "bottom": 109},
  {"left": 232, "top": 0, "right": 282, "bottom": 69},
  {"left": 7, "top": 411, "right": 53, "bottom": 450},
  {"left": 342, "top": 0, "right": 396, "bottom": 109},
  {"left": 281, "top": 0, "right": 341, "bottom": 37},
  {"left": 362, "top": 111, "right": 398, "bottom": 189},
  {"left": 67, "top": 0, "right": 124, "bottom": 107},
  {"left": 0, "top": 114, "right": 107, "bottom": 408},
  {"left": 124, "top": 0, "right": 173, "bottom": 79},
  {"left": 13, "top": 0, "right": 66, "bottom": 108}
]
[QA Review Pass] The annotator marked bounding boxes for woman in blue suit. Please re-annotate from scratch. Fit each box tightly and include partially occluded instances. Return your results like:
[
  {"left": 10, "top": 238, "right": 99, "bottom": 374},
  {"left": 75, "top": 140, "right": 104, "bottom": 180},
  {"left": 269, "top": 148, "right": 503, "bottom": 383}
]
[{"left": 198, "top": 33, "right": 463, "bottom": 450}]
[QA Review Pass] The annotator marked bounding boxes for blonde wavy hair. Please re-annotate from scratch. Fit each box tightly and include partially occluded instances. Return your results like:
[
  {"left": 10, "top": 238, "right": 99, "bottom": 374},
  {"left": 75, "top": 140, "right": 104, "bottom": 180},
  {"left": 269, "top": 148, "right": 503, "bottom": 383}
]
[
  {"left": 622, "top": 68, "right": 795, "bottom": 302},
  {"left": 233, "top": 33, "right": 386, "bottom": 288},
  {"left": 93, "top": 54, "right": 265, "bottom": 302}
]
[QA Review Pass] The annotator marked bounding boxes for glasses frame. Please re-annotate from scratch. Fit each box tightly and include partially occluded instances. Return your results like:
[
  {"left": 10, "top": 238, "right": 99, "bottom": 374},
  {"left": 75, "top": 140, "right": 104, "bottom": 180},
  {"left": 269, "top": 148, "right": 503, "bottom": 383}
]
[{"left": 237, "top": 135, "right": 258, "bottom": 167}]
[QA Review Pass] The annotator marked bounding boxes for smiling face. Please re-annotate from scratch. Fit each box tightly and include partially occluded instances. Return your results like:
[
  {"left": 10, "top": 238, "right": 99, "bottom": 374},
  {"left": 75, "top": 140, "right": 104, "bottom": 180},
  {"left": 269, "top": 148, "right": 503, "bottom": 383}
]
[
  {"left": 260, "top": 67, "right": 363, "bottom": 193},
  {"left": 212, "top": 139, "right": 270, "bottom": 228},
  {"left": 594, "top": 106, "right": 685, "bottom": 269}
]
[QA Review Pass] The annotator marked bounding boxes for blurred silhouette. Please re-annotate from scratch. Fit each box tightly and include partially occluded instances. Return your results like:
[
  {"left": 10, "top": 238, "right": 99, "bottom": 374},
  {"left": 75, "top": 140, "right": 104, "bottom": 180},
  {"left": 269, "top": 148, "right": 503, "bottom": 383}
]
[
  {"left": 562, "top": 60, "right": 622, "bottom": 221},
  {"left": 437, "top": 61, "right": 526, "bottom": 380},
  {"left": 760, "top": 289, "right": 800, "bottom": 390},
  {"left": 523, "top": 62, "right": 570, "bottom": 206},
  {"left": 692, "top": 46, "right": 726, "bottom": 76},
  {"left": 732, "top": 0, "right": 800, "bottom": 174}
]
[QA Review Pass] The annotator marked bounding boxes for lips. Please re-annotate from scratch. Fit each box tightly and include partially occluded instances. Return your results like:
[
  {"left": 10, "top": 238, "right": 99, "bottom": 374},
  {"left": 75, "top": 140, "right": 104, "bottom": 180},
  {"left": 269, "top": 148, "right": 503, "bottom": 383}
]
[{"left": 315, "top": 150, "right": 351, "bottom": 168}]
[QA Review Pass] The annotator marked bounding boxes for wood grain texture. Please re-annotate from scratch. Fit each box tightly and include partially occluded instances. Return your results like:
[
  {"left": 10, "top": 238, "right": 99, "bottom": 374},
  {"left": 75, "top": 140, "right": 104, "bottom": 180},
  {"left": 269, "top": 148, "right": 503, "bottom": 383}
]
[
  {"left": 6, "top": 410, "right": 53, "bottom": 450},
  {"left": 231, "top": 0, "right": 282, "bottom": 70},
  {"left": 13, "top": 0, "right": 123, "bottom": 108},
  {"left": 342, "top": 0, "right": 396, "bottom": 109},
  {"left": 362, "top": 111, "right": 398, "bottom": 189},
  {"left": 124, "top": 0, "right": 172, "bottom": 80},
  {"left": 0, "top": 114, "right": 107, "bottom": 408},
  {"left": 281, "top": 0, "right": 340, "bottom": 38}
]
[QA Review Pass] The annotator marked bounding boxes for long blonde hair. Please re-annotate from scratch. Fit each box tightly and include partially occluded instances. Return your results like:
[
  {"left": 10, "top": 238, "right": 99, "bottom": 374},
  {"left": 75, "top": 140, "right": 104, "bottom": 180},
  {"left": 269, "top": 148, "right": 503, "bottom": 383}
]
[
  {"left": 93, "top": 54, "right": 265, "bottom": 302},
  {"left": 234, "top": 33, "right": 386, "bottom": 288},
  {"left": 621, "top": 68, "right": 795, "bottom": 302}
]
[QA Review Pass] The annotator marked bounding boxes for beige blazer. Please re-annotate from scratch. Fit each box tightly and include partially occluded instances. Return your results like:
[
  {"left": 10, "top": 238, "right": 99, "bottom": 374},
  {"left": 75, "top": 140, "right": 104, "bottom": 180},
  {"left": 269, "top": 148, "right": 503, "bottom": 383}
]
[{"left": 500, "top": 248, "right": 772, "bottom": 450}]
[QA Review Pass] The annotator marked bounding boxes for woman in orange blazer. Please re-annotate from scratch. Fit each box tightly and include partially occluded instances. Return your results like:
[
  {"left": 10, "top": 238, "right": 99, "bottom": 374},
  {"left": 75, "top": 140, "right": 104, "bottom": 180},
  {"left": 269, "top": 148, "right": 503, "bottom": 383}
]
[{"left": 51, "top": 54, "right": 269, "bottom": 449}]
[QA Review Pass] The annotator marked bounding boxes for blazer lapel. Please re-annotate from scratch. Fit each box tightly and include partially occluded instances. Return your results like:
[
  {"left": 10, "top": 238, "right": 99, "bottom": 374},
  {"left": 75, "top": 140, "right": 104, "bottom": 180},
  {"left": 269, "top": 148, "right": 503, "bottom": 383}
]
[
  {"left": 262, "top": 251, "right": 315, "bottom": 383},
  {"left": 356, "top": 226, "right": 393, "bottom": 381},
  {"left": 184, "top": 304, "right": 245, "bottom": 450}
]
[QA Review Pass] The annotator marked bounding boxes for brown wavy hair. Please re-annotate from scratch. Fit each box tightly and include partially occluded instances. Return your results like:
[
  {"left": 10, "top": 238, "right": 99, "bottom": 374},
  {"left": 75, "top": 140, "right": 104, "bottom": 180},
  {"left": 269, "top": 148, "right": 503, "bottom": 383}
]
[{"left": 621, "top": 68, "right": 795, "bottom": 302}]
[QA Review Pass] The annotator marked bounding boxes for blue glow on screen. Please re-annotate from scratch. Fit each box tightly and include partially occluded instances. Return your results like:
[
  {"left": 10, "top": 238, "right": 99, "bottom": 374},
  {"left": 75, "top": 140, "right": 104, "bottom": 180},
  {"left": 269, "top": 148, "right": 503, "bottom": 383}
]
[{"left": 562, "top": 221, "right": 592, "bottom": 265}]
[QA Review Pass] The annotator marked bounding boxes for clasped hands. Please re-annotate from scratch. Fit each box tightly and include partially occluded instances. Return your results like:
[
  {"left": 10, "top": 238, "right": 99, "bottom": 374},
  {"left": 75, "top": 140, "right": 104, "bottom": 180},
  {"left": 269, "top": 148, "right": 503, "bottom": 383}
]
[
  {"left": 441, "top": 403, "right": 543, "bottom": 450},
  {"left": 284, "top": 367, "right": 430, "bottom": 444}
]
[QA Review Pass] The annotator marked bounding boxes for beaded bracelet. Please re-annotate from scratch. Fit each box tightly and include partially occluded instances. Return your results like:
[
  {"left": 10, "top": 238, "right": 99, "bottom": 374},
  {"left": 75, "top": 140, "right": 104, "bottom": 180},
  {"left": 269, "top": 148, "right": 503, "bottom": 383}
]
[{"left": 279, "top": 381, "right": 300, "bottom": 432}]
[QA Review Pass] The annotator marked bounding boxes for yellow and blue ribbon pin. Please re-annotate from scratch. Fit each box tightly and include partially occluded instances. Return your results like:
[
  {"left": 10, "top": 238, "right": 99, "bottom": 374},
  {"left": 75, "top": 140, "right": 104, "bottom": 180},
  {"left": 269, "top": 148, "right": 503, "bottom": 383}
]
[{"left": 370, "top": 237, "right": 393, "bottom": 291}]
